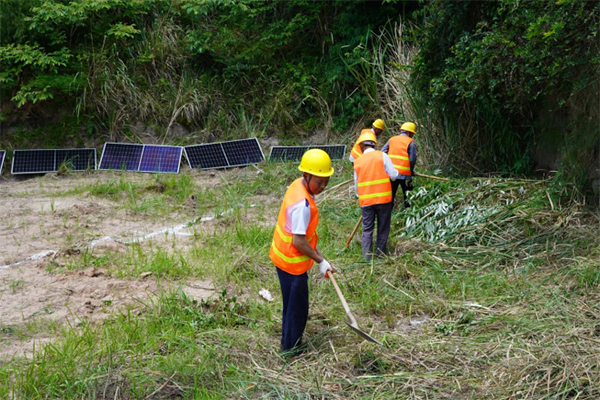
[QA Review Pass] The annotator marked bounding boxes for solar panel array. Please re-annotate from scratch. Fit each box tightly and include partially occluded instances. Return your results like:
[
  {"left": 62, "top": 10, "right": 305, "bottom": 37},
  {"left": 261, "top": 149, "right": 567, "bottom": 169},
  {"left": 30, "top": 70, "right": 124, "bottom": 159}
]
[
  {"left": 4, "top": 139, "right": 346, "bottom": 175},
  {"left": 11, "top": 148, "right": 96, "bottom": 174},
  {"left": 185, "top": 138, "right": 264, "bottom": 170},
  {"left": 99, "top": 143, "right": 183, "bottom": 173},
  {"left": 269, "top": 145, "right": 346, "bottom": 162}
]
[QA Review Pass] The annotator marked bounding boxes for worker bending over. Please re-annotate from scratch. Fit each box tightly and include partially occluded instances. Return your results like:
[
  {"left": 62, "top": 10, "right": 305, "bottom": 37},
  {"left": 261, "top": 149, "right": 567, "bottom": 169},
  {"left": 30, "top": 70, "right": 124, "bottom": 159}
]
[
  {"left": 349, "top": 118, "right": 386, "bottom": 162},
  {"left": 382, "top": 122, "right": 417, "bottom": 209},
  {"left": 353, "top": 132, "right": 399, "bottom": 261},
  {"left": 270, "top": 149, "right": 335, "bottom": 355}
]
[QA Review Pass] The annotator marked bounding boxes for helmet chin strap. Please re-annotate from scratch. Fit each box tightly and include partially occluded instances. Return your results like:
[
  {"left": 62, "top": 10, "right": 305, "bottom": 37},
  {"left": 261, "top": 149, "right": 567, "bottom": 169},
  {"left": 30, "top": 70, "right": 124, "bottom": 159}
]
[{"left": 303, "top": 174, "right": 315, "bottom": 196}]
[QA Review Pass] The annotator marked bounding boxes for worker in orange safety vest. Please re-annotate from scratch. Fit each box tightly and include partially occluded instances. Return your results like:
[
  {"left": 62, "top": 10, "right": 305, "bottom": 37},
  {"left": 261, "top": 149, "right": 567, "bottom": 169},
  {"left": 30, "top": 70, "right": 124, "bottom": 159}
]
[
  {"left": 269, "top": 149, "right": 335, "bottom": 355},
  {"left": 382, "top": 122, "right": 417, "bottom": 209},
  {"left": 349, "top": 118, "right": 386, "bottom": 162},
  {"left": 353, "top": 132, "right": 399, "bottom": 260}
]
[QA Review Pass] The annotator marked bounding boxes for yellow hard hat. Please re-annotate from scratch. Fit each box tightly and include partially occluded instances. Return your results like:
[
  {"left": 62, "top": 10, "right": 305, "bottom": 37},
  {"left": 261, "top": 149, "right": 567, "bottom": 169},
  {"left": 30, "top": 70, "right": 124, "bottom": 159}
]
[
  {"left": 298, "top": 149, "right": 334, "bottom": 177},
  {"left": 373, "top": 119, "right": 386, "bottom": 130},
  {"left": 357, "top": 131, "right": 377, "bottom": 146},
  {"left": 400, "top": 122, "right": 416, "bottom": 134}
]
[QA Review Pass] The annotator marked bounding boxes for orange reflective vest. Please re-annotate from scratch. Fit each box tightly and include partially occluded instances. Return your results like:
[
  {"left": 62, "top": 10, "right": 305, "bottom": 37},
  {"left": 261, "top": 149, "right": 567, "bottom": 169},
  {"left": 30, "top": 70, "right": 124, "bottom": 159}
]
[
  {"left": 350, "top": 129, "right": 375, "bottom": 160},
  {"left": 353, "top": 150, "right": 392, "bottom": 207},
  {"left": 270, "top": 178, "right": 319, "bottom": 275},
  {"left": 387, "top": 134, "right": 413, "bottom": 176}
]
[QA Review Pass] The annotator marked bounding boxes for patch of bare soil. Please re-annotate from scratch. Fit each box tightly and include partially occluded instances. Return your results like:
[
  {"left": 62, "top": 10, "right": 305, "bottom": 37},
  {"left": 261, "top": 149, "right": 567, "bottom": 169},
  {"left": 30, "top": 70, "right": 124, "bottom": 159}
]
[
  {"left": 0, "top": 255, "right": 215, "bottom": 359},
  {"left": 0, "top": 259, "right": 156, "bottom": 359},
  {"left": 0, "top": 172, "right": 245, "bottom": 359}
]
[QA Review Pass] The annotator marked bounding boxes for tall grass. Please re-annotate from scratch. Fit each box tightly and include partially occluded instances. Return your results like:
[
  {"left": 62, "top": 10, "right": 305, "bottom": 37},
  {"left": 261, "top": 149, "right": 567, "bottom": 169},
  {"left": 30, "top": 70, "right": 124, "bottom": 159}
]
[
  {"left": 375, "top": 22, "right": 449, "bottom": 170},
  {"left": 1, "top": 163, "right": 599, "bottom": 399},
  {"left": 374, "top": 23, "right": 515, "bottom": 176}
]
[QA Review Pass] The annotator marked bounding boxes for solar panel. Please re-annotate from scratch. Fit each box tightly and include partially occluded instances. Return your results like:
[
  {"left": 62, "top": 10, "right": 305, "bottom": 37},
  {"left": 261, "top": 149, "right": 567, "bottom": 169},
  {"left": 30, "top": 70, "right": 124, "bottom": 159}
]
[
  {"left": 314, "top": 145, "right": 346, "bottom": 160},
  {"left": 269, "top": 145, "right": 346, "bottom": 162},
  {"left": 12, "top": 149, "right": 55, "bottom": 174},
  {"left": 11, "top": 148, "right": 97, "bottom": 174},
  {"left": 269, "top": 146, "right": 310, "bottom": 162},
  {"left": 185, "top": 138, "right": 265, "bottom": 170},
  {"left": 56, "top": 149, "right": 97, "bottom": 171},
  {"left": 98, "top": 143, "right": 143, "bottom": 171},
  {"left": 99, "top": 143, "right": 183, "bottom": 173},
  {"left": 139, "top": 145, "right": 183, "bottom": 174},
  {"left": 0, "top": 150, "right": 5, "bottom": 173},
  {"left": 222, "top": 138, "right": 264, "bottom": 167},
  {"left": 185, "top": 143, "right": 227, "bottom": 170}
]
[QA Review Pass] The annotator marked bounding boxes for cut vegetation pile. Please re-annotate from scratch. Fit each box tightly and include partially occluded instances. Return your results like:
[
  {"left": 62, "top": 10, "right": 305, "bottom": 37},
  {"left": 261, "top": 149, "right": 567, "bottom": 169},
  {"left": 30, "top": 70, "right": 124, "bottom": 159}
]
[{"left": 1, "top": 164, "right": 598, "bottom": 399}]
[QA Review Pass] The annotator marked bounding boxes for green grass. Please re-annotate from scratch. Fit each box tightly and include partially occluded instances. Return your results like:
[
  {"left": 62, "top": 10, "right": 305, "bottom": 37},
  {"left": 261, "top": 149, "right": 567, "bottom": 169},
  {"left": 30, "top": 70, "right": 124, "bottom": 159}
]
[{"left": 1, "top": 164, "right": 599, "bottom": 399}]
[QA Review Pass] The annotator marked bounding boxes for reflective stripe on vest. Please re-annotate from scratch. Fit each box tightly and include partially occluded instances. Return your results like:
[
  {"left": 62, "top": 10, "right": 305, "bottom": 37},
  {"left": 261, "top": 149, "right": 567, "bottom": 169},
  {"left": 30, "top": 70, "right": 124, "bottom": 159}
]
[
  {"left": 388, "top": 134, "right": 413, "bottom": 176},
  {"left": 350, "top": 129, "right": 375, "bottom": 160},
  {"left": 269, "top": 178, "right": 319, "bottom": 275},
  {"left": 353, "top": 151, "right": 392, "bottom": 207},
  {"left": 350, "top": 142, "right": 362, "bottom": 160}
]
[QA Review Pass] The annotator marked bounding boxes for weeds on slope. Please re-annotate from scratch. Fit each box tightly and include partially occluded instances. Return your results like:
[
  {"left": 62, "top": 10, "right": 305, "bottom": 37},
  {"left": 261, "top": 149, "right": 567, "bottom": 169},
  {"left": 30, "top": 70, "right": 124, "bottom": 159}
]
[{"left": 1, "top": 167, "right": 599, "bottom": 399}]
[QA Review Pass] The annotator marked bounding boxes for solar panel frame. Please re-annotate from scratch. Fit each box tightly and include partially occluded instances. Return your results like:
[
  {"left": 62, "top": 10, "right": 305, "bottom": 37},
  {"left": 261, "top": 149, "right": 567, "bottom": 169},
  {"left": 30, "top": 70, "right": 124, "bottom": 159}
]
[
  {"left": 10, "top": 148, "right": 97, "bottom": 174},
  {"left": 184, "top": 138, "right": 265, "bottom": 170},
  {"left": 10, "top": 148, "right": 96, "bottom": 175},
  {"left": 184, "top": 143, "right": 228, "bottom": 170},
  {"left": 221, "top": 138, "right": 265, "bottom": 167},
  {"left": 98, "top": 142, "right": 144, "bottom": 171},
  {"left": 269, "top": 144, "right": 346, "bottom": 162},
  {"left": 0, "top": 150, "right": 5, "bottom": 174},
  {"left": 11, "top": 149, "right": 56, "bottom": 174},
  {"left": 269, "top": 146, "right": 309, "bottom": 162},
  {"left": 99, "top": 142, "right": 184, "bottom": 173},
  {"left": 138, "top": 144, "right": 183, "bottom": 174}
]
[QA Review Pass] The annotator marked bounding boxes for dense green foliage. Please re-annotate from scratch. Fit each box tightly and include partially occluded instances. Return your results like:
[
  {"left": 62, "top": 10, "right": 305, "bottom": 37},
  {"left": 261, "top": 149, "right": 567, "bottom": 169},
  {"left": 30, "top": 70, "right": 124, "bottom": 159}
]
[
  {"left": 0, "top": 0, "right": 404, "bottom": 138},
  {"left": 410, "top": 0, "right": 599, "bottom": 180},
  {"left": 0, "top": 0, "right": 598, "bottom": 197}
]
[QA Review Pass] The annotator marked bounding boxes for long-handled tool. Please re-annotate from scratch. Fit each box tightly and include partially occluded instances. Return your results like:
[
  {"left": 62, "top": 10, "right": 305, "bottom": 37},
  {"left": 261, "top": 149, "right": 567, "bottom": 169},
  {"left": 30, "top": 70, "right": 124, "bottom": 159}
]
[
  {"left": 414, "top": 172, "right": 449, "bottom": 181},
  {"left": 345, "top": 215, "right": 362, "bottom": 248},
  {"left": 326, "top": 271, "right": 383, "bottom": 345}
]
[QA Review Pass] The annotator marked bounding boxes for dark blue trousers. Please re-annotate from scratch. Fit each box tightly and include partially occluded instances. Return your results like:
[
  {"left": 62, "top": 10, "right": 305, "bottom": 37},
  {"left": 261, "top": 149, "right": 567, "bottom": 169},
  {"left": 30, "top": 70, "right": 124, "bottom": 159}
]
[
  {"left": 392, "top": 178, "right": 412, "bottom": 209},
  {"left": 361, "top": 202, "right": 393, "bottom": 260},
  {"left": 276, "top": 267, "right": 309, "bottom": 351}
]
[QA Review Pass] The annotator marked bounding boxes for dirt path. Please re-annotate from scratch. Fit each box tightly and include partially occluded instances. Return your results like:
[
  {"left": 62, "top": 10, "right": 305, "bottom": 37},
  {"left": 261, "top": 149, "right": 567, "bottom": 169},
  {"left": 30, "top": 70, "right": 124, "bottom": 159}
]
[{"left": 0, "top": 173, "right": 219, "bottom": 359}]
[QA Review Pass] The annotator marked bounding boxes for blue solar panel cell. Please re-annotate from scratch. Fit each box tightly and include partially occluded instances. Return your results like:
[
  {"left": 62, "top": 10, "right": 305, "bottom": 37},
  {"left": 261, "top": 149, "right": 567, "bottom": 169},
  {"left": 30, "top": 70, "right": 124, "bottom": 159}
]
[
  {"left": 139, "top": 145, "right": 182, "bottom": 173},
  {"left": 56, "top": 149, "right": 96, "bottom": 171},
  {"left": 269, "top": 146, "right": 309, "bottom": 162},
  {"left": 222, "top": 139, "right": 264, "bottom": 166},
  {"left": 12, "top": 150, "right": 56, "bottom": 174},
  {"left": 185, "top": 143, "right": 228, "bottom": 169},
  {"left": 313, "top": 145, "right": 346, "bottom": 160},
  {"left": 99, "top": 143, "right": 182, "bottom": 173},
  {"left": 99, "top": 143, "right": 143, "bottom": 171},
  {"left": 269, "top": 145, "right": 346, "bottom": 162},
  {"left": 11, "top": 148, "right": 96, "bottom": 174},
  {"left": 185, "top": 138, "right": 264, "bottom": 170}
]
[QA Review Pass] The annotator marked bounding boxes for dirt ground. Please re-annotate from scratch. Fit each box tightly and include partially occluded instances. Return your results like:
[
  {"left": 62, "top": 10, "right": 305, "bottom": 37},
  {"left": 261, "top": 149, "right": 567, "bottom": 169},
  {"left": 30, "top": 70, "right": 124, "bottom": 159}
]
[{"left": 0, "top": 172, "right": 221, "bottom": 360}]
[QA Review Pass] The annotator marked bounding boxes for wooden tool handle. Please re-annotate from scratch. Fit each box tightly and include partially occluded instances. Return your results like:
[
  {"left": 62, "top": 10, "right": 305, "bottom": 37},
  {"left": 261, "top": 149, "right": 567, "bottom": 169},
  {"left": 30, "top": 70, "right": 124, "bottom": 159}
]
[
  {"left": 326, "top": 271, "right": 356, "bottom": 324},
  {"left": 345, "top": 215, "right": 363, "bottom": 248},
  {"left": 414, "top": 172, "right": 449, "bottom": 181}
]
